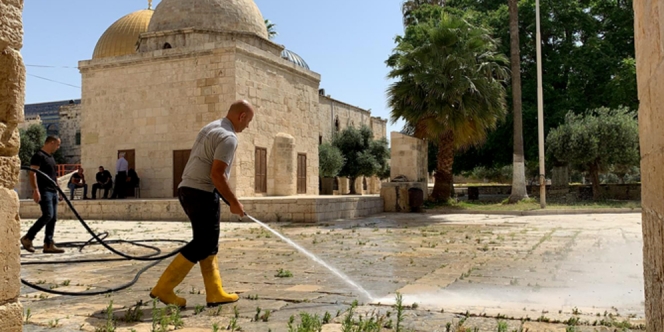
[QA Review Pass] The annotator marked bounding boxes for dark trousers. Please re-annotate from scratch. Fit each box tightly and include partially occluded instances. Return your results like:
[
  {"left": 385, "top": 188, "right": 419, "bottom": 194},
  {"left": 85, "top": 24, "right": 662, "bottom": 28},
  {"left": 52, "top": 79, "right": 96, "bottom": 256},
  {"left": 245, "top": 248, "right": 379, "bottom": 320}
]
[
  {"left": 111, "top": 171, "right": 127, "bottom": 198},
  {"left": 26, "top": 190, "right": 58, "bottom": 244},
  {"left": 92, "top": 182, "right": 112, "bottom": 199},
  {"left": 178, "top": 187, "right": 221, "bottom": 263}
]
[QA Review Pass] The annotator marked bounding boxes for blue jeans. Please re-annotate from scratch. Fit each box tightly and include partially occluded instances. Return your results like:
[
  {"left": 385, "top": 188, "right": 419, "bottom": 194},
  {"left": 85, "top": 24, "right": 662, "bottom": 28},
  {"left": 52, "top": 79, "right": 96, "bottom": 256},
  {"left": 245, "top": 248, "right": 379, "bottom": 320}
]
[
  {"left": 26, "top": 190, "right": 59, "bottom": 244},
  {"left": 68, "top": 183, "right": 88, "bottom": 199}
]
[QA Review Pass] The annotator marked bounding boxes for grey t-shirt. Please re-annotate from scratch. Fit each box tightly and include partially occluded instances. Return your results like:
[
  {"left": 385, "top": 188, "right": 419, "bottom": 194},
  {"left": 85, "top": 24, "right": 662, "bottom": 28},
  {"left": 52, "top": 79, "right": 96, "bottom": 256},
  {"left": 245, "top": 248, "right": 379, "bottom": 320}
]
[{"left": 179, "top": 118, "right": 237, "bottom": 192}]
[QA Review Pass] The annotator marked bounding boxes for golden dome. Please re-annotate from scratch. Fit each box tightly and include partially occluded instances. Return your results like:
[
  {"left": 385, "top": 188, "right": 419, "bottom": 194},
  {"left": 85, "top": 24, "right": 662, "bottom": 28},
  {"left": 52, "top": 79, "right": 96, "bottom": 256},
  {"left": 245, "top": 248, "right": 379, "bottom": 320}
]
[{"left": 92, "top": 9, "right": 154, "bottom": 59}]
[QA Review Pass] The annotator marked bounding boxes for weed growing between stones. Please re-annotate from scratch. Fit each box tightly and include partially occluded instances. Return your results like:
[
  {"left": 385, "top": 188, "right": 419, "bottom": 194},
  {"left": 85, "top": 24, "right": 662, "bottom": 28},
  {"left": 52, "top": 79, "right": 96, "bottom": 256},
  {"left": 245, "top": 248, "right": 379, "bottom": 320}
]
[
  {"left": 122, "top": 300, "right": 144, "bottom": 323},
  {"left": 150, "top": 299, "right": 184, "bottom": 332},
  {"left": 94, "top": 300, "right": 116, "bottom": 332}
]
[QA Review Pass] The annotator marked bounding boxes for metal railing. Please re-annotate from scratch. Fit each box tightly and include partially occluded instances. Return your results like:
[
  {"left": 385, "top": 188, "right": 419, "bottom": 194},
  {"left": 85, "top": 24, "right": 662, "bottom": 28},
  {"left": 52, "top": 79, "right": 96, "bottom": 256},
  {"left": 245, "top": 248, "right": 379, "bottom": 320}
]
[{"left": 56, "top": 164, "right": 81, "bottom": 177}]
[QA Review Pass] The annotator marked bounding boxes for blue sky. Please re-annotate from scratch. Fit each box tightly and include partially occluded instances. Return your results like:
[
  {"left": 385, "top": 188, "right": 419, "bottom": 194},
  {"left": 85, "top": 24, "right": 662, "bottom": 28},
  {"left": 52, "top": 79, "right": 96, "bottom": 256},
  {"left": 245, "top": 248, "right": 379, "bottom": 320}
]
[{"left": 22, "top": 0, "right": 406, "bottom": 137}]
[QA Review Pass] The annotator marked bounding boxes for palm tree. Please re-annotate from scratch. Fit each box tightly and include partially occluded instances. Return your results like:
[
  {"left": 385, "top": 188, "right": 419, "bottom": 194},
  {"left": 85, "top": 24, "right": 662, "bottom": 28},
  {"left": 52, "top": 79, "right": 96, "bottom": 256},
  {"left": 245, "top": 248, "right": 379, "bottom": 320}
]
[
  {"left": 402, "top": 0, "right": 446, "bottom": 27},
  {"left": 507, "top": 0, "right": 528, "bottom": 203},
  {"left": 264, "top": 19, "right": 278, "bottom": 40},
  {"left": 387, "top": 12, "right": 509, "bottom": 202}
]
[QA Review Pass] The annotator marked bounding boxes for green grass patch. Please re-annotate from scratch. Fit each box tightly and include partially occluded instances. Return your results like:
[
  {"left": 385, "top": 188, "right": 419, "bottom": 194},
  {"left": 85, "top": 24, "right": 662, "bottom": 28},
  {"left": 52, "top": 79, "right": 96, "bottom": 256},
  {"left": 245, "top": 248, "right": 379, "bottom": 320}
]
[{"left": 425, "top": 198, "right": 641, "bottom": 212}]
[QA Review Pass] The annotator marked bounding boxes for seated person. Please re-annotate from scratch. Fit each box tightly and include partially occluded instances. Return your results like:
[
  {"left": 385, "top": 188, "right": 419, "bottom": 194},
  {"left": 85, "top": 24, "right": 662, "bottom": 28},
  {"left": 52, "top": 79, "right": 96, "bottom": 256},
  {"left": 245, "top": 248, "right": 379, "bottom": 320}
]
[
  {"left": 92, "top": 166, "right": 113, "bottom": 199},
  {"left": 67, "top": 166, "right": 89, "bottom": 200},
  {"left": 126, "top": 168, "right": 140, "bottom": 195}
]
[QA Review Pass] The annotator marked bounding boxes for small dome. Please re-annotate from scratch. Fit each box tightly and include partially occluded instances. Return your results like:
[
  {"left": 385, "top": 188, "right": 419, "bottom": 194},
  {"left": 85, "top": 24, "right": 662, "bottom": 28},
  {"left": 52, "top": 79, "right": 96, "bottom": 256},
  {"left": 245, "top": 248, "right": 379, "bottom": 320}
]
[
  {"left": 148, "top": 0, "right": 268, "bottom": 39},
  {"left": 93, "top": 9, "right": 154, "bottom": 59},
  {"left": 281, "top": 49, "right": 310, "bottom": 70}
]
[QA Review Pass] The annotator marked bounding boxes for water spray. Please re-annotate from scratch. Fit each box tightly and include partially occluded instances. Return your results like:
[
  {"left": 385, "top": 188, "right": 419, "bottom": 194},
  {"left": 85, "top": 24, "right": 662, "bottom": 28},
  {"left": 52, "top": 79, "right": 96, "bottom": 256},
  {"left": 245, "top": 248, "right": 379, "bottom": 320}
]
[
  {"left": 20, "top": 167, "right": 374, "bottom": 301},
  {"left": 244, "top": 213, "right": 375, "bottom": 301}
]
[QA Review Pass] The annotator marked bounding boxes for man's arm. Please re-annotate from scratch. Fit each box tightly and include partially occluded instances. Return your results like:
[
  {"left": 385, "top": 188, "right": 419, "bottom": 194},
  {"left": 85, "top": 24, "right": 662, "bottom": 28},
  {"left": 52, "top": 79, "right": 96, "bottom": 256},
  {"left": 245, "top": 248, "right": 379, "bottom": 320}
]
[
  {"left": 211, "top": 160, "right": 244, "bottom": 216},
  {"left": 29, "top": 165, "right": 40, "bottom": 203}
]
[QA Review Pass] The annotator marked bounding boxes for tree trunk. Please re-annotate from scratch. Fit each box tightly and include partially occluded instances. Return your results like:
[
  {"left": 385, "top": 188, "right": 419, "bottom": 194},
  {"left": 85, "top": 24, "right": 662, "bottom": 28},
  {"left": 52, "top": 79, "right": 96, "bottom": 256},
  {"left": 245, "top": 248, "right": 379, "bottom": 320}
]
[
  {"left": 430, "top": 132, "right": 454, "bottom": 202},
  {"left": 507, "top": 0, "right": 528, "bottom": 204},
  {"left": 589, "top": 162, "right": 601, "bottom": 200},
  {"left": 348, "top": 177, "right": 357, "bottom": 195}
]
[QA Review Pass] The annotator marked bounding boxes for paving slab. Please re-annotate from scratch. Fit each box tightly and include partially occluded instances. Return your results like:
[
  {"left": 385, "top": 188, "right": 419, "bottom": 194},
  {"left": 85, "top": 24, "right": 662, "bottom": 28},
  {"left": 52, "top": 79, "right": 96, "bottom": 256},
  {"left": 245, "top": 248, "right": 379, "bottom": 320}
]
[{"left": 19, "top": 212, "right": 646, "bottom": 331}]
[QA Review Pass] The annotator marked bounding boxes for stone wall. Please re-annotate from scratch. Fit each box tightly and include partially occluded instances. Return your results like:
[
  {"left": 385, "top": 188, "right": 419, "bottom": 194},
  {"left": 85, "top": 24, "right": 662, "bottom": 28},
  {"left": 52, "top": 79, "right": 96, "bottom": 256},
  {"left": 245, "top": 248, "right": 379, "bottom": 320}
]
[
  {"left": 58, "top": 103, "right": 81, "bottom": 164},
  {"left": 457, "top": 184, "right": 642, "bottom": 201},
  {"left": 634, "top": 1, "right": 664, "bottom": 330},
  {"left": 79, "top": 46, "right": 240, "bottom": 198},
  {"left": 390, "top": 132, "right": 428, "bottom": 182},
  {"left": 318, "top": 95, "right": 387, "bottom": 143},
  {"left": 19, "top": 196, "right": 384, "bottom": 223},
  {"left": 233, "top": 45, "right": 321, "bottom": 197},
  {"left": 16, "top": 113, "right": 39, "bottom": 130},
  {"left": 0, "top": 0, "right": 24, "bottom": 330}
]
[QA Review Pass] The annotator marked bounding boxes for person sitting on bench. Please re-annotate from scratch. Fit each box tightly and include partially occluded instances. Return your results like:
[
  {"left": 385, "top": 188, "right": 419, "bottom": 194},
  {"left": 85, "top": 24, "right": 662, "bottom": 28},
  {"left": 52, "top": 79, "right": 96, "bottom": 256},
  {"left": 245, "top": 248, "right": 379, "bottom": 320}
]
[
  {"left": 92, "top": 166, "right": 113, "bottom": 199},
  {"left": 67, "top": 166, "right": 89, "bottom": 200}
]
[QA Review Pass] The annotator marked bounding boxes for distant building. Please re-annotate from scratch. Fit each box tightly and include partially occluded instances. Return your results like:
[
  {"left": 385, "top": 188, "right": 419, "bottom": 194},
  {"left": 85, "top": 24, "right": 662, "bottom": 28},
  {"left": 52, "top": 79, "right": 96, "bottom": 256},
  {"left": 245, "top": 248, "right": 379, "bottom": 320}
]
[{"left": 77, "top": 0, "right": 387, "bottom": 198}]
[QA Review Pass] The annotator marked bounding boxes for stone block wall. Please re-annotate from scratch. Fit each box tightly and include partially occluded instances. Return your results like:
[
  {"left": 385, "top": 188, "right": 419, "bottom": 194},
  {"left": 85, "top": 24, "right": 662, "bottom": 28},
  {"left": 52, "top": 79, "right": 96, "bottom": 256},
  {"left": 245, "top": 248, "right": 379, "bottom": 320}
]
[
  {"left": 233, "top": 45, "right": 321, "bottom": 197},
  {"left": 58, "top": 103, "right": 81, "bottom": 164},
  {"left": 19, "top": 196, "right": 384, "bottom": 223},
  {"left": 318, "top": 95, "right": 387, "bottom": 143},
  {"left": 390, "top": 132, "right": 428, "bottom": 182},
  {"left": 0, "top": 0, "right": 24, "bottom": 330},
  {"left": 79, "top": 47, "right": 239, "bottom": 198},
  {"left": 634, "top": 1, "right": 664, "bottom": 330}
]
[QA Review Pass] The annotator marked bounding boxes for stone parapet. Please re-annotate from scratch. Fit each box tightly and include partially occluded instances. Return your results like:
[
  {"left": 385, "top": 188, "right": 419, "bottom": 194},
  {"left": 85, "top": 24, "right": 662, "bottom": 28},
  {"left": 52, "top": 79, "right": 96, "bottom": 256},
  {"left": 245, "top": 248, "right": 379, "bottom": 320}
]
[
  {"left": 0, "top": 0, "right": 24, "bottom": 330},
  {"left": 19, "top": 196, "right": 384, "bottom": 223}
]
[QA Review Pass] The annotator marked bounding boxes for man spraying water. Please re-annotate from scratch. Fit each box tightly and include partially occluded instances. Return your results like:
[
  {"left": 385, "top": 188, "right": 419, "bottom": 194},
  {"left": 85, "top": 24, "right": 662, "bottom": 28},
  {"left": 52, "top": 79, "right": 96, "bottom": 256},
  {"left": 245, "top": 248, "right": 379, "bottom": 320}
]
[{"left": 150, "top": 100, "right": 254, "bottom": 308}]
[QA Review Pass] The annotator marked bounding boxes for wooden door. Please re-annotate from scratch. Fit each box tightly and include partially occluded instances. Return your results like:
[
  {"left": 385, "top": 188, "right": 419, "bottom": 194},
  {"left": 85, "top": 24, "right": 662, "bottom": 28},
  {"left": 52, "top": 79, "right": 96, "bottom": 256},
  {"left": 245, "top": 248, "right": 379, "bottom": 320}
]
[
  {"left": 118, "top": 149, "right": 135, "bottom": 197},
  {"left": 297, "top": 154, "right": 306, "bottom": 194},
  {"left": 173, "top": 150, "right": 191, "bottom": 197},
  {"left": 255, "top": 148, "right": 267, "bottom": 193},
  {"left": 117, "top": 149, "right": 135, "bottom": 170}
]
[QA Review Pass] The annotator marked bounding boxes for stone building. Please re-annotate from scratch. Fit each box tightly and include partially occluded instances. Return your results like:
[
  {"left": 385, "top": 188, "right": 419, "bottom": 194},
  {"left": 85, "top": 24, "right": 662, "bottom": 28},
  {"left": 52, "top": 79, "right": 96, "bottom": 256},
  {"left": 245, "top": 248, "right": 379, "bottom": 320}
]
[
  {"left": 0, "top": 0, "right": 25, "bottom": 329},
  {"left": 78, "top": 0, "right": 387, "bottom": 198},
  {"left": 23, "top": 99, "right": 80, "bottom": 135},
  {"left": 57, "top": 102, "right": 82, "bottom": 164}
]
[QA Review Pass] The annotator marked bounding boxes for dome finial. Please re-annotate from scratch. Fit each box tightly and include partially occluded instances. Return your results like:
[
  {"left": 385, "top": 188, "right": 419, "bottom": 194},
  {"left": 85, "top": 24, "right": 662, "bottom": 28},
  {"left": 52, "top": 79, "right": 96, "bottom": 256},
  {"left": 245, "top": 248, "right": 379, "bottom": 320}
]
[{"left": 148, "top": 0, "right": 153, "bottom": 10}]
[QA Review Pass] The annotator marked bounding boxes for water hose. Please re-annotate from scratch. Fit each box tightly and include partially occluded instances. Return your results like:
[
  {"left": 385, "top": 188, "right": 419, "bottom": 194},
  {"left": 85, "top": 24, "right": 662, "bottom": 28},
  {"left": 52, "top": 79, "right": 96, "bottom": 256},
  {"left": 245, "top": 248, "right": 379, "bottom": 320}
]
[{"left": 20, "top": 166, "right": 187, "bottom": 296}]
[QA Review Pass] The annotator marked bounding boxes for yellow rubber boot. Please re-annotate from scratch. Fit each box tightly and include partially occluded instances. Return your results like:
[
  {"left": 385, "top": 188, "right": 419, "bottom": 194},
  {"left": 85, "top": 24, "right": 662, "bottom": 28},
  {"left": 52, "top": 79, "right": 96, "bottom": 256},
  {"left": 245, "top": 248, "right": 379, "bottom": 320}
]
[
  {"left": 200, "top": 255, "right": 239, "bottom": 307},
  {"left": 150, "top": 253, "right": 195, "bottom": 308}
]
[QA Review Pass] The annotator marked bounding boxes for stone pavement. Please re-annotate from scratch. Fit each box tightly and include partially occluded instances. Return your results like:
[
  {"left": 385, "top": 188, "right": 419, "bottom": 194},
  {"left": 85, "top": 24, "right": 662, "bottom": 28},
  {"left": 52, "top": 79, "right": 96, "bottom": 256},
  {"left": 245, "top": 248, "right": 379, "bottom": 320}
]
[{"left": 19, "top": 212, "right": 646, "bottom": 331}]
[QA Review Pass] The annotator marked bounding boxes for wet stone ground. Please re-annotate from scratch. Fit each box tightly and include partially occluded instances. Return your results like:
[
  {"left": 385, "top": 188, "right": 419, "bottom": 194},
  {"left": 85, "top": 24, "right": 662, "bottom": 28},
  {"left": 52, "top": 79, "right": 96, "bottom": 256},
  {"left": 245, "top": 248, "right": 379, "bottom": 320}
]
[{"left": 19, "top": 212, "right": 645, "bottom": 332}]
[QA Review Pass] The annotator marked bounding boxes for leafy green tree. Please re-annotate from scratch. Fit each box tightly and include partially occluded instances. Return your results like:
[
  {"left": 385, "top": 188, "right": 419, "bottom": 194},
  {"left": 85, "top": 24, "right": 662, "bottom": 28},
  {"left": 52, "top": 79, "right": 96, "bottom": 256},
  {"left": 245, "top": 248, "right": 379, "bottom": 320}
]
[
  {"left": 546, "top": 107, "right": 639, "bottom": 200},
  {"left": 402, "top": 0, "right": 446, "bottom": 27},
  {"left": 332, "top": 126, "right": 389, "bottom": 194},
  {"left": 264, "top": 19, "right": 278, "bottom": 40},
  {"left": 445, "top": 0, "right": 637, "bottom": 175},
  {"left": 387, "top": 8, "right": 509, "bottom": 202},
  {"left": 19, "top": 124, "right": 46, "bottom": 166},
  {"left": 318, "top": 143, "right": 344, "bottom": 178}
]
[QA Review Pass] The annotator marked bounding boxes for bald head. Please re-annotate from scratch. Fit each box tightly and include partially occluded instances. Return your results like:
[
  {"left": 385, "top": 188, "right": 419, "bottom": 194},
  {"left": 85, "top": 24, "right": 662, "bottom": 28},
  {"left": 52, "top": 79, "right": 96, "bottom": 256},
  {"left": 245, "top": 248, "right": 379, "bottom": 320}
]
[{"left": 225, "top": 100, "right": 255, "bottom": 133}]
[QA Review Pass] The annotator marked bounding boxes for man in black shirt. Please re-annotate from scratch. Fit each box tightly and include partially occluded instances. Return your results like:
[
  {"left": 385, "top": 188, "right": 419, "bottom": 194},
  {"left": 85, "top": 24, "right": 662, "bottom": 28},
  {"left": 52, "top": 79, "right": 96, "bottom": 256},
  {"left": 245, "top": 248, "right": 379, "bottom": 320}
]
[
  {"left": 67, "top": 166, "right": 89, "bottom": 200},
  {"left": 92, "top": 166, "right": 113, "bottom": 199},
  {"left": 20, "top": 136, "right": 65, "bottom": 254}
]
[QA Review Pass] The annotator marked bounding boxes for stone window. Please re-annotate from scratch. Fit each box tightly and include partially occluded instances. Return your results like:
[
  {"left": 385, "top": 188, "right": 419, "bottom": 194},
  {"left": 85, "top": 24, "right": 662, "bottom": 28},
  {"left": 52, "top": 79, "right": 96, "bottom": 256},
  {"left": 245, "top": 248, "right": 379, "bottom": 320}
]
[
  {"left": 333, "top": 177, "right": 339, "bottom": 191},
  {"left": 255, "top": 147, "right": 267, "bottom": 193},
  {"left": 297, "top": 153, "right": 307, "bottom": 194},
  {"left": 334, "top": 117, "right": 340, "bottom": 132},
  {"left": 75, "top": 131, "right": 81, "bottom": 145},
  {"left": 163, "top": 43, "right": 172, "bottom": 49},
  {"left": 363, "top": 177, "right": 368, "bottom": 191},
  {"left": 319, "top": 135, "right": 322, "bottom": 145}
]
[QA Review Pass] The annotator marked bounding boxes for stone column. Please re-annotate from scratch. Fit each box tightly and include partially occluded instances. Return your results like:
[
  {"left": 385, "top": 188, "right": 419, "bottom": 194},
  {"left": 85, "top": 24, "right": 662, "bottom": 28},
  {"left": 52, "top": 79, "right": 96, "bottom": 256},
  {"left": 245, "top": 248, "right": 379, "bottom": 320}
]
[
  {"left": 0, "top": 0, "right": 25, "bottom": 330},
  {"left": 634, "top": 1, "right": 664, "bottom": 330},
  {"left": 271, "top": 133, "right": 296, "bottom": 196}
]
